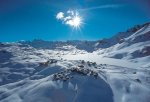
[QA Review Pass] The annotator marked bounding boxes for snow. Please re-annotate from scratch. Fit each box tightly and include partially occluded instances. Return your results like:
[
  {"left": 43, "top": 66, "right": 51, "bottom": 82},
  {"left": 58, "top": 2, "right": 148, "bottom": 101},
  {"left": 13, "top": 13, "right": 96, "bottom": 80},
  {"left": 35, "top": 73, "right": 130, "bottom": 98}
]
[
  {"left": 63, "top": 53, "right": 142, "bottom": 69},
  {"left": 0, "top": 22, "right": 150, "bottom": 102}
]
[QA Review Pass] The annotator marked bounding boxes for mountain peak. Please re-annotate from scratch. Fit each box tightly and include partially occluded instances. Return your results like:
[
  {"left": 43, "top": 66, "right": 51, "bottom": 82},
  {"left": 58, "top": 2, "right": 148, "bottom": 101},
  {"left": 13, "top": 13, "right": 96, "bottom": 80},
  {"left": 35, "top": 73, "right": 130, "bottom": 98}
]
[{"left": 126, "top": 22, "right": 150, "bottom": 33}]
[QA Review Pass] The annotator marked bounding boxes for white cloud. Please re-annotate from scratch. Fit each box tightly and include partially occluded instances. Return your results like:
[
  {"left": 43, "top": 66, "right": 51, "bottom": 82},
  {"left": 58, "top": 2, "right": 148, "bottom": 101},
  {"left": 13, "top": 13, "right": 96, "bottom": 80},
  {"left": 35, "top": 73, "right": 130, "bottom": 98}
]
[
  {"left": 56, "top": 12, "right": 64, "bottom": 20},
  {"left": 66, "top": 20, "right": 74, "bottom": 26},
  {"left": 67, "top": 10, "right": 74, "bottom": 16},
  {"left": 64, "top": 16, "right": 71, "bottom": 21},
  {"left": 56, "top": 10, "right": 82, "bottom": 27}
]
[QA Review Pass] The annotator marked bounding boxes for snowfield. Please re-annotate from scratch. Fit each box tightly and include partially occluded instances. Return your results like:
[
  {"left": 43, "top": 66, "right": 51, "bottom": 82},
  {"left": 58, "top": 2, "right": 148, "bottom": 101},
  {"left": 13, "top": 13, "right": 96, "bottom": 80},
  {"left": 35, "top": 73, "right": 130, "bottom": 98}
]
[{"left": 0, "top": 23, "right": 150, "bottom": 102}]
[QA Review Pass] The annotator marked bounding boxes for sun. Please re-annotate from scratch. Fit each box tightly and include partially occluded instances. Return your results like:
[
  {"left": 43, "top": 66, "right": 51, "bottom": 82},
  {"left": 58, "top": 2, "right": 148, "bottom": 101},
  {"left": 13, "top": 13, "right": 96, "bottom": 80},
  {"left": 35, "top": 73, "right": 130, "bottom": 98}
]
[
  {"left": 72, "top": 16, "right": 82, "bottom": 28},
  {"left": 72, "top": 16, "right": 81, "bottom": 27}
]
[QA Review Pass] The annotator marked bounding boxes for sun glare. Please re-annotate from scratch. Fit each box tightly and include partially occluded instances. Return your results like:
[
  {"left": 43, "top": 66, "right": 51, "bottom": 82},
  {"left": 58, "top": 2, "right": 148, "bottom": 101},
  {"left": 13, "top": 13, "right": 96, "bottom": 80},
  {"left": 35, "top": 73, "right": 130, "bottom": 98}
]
[
  {"left": 56, "top": 10, "right": 84, "bottom": 29},
  {"left": 72, "top": 16, "right": 81, "bottom": 28}
]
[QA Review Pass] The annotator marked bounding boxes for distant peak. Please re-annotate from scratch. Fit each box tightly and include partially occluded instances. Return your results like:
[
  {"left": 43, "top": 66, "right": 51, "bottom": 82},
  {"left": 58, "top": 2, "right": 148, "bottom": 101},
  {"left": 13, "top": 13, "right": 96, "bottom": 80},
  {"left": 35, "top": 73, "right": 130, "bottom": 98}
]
[{"left": 126, "top": 22, "right": 150, "bottom": 33}]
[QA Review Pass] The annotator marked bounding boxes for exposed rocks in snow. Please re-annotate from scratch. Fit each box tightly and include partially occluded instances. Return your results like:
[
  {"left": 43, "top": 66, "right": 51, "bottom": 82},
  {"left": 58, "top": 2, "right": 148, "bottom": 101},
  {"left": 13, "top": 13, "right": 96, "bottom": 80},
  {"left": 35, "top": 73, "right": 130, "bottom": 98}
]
[
  {"left": 133, "top": 72, "right": 136, "bottom": 74},
  {"left": 78, "top": 65, "right": 84, "bottom": 68},
  {"left": 135, "top": 78, "right": 141, "bottom": 83},
  {"left": 52, "top": 67, "right": 99, "bottom": 81},
  {"left": 39, "top": 59, "right": 57, "bottom": 67},
  {"left": 52, "top": 72, "right": 73, "bottom": 81},
  {"left": 87, "top": 61, "right": 97, "bottom": 67},
  {"left": 81, "top": 60, "right": 85, "bottom": 64}
]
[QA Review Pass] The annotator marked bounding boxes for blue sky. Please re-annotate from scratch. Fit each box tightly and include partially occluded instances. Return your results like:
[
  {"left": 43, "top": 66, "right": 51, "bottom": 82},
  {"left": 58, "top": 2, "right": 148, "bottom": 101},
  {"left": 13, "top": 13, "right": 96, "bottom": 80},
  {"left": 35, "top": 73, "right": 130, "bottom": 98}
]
[{"left": 0, "top": 0, "right": 150, "bottom": 42}]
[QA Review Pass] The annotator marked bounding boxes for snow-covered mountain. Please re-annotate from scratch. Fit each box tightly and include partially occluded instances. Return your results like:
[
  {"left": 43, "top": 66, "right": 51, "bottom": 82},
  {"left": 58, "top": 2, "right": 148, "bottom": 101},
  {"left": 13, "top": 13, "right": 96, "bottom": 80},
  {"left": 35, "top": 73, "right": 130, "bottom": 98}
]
[
  {"left": 0, "top": 22, "right": 150, "bottom": 102},
  {"left": 19, "top": 22, "right": 150, "bottom": 59},
  {"left": 95, "top": 22, "right": 150, "bottom": 60}
]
